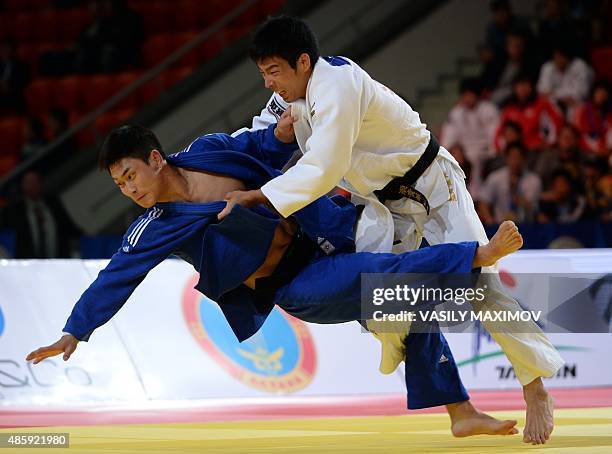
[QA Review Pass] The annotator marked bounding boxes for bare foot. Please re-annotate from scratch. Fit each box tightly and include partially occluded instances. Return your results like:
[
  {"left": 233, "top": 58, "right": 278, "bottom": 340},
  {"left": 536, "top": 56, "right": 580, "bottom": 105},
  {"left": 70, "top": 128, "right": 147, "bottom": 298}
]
[
  {"left": 523, "top": 378, "right": 554, "bottom": 445},
  {"left": 473, "top": 220, "right": 523, "bottom": 268},
  {"left": 447, "top": 401, "right": 519, "bottom": 437}
]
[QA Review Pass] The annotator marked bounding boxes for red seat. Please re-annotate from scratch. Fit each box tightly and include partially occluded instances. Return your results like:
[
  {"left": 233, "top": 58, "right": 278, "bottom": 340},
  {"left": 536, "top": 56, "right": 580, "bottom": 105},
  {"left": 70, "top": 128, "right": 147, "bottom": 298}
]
[
  {"left": 94, "top": 108, "right": 135, "bottom": 136},
  {"left": 31, "top": 10, "right": 59, "bottom": 42},
  {"left": 57, "top": 8, "right": 90, "bottom": 43},
  {"left": 137, "top": 76, "right": 165, "bottom": 104},
  {"left": 141, "top": 1, "right": 174, "bottom": 34},
  {"left": 591, "top": 47, "right": 612, "bottom": 80},
  {"left": 83, "top": 75, "right": 117, "bottom": 112},
  {"left": 163, "top": 66, "right": 194, "bottom": 89},
  {"left": 111, "top": 71, "right": 142, "bottom": 110},
  {"left": 69, "top": 110, "right": 94, "bottom": 149},
  {"left": 143, "top": 33, "right": 176, "bottom": 67},
  {"left": 0, "top": 154, "right": 20, "bottom": 177},
  {"left": 174, "top": 0, "right": 204, "bottom": 31},
  {"left": 173, "top": 31, "right": 201, "bottom": 67},
  {"left": 12, "top": 13, "right": 35, "bottom": 42},
  {"left": 200, "top": 33, "right": 225, "bottom": 60},
  {"left": 0, "top": 116, "right": 26, "bottom": 155},
  {"left": 24, "top": 79, "right": 54, "bottom": 116},
  {"left": 53, "top": 76, "right": 85, "bottom": 112}
]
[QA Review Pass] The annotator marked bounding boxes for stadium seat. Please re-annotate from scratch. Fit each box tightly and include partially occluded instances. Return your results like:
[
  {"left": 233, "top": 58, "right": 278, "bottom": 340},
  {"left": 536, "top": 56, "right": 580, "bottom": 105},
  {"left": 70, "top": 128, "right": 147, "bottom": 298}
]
[
  {"left": 57, "top": 8, "right": 90, "bottom": 43},
  {"left": 173, "top": 31, "right": 201, "bottom": 67},
  {"left": 31, "top": 10, "right": 59, "bottom": 42},
  {"left": 591, "top": 47, "right": 612, "bottom": 80},
  {"left": 0, "top": 116, "right": 26, "bottom": 155},
  {"left": 111, "top": 71, "right": 142, "bottom": 111},
  {"left": 163, "top": 66, "right": 194, "bottom": 89},
  {"left": 12, "top": 13, "right": 35, "bottom": 42},
  {"left": 82, "top": 75, "right": 116, "bottom": 112},
  {"left": 174, "top": 0, "right": 203, "bottom": 31},
  {"left": 141, "top": 0, "right": 174, "bottom": 34},
  {"left": 54, "top": 75, "right": 85, "bottom": 112},
  {"left": 0, "top": 154, "right": 20, "bottom": 177},
  {"left": 94, "top": 108, "right": 135, "bottom": 136},
  {"left": 143, "top": 33, "right": 176, "bottom": 67},
  {"left": 24, "top": 79, "right": 54, "bottom": 117}
]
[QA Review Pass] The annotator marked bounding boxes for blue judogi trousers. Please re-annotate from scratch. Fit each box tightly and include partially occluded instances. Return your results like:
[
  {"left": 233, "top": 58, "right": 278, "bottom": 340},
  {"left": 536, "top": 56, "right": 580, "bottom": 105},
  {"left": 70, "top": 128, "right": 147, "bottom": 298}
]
[{"left": 273, "top": 241, "right": 477, "bottom": 409}]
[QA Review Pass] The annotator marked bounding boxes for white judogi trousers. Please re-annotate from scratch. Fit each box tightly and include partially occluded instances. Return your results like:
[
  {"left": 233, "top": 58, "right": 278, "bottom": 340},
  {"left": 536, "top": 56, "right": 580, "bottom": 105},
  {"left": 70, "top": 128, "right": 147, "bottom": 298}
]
[{"left": 362, "top": 154, "right": 565, "bottom": 386}]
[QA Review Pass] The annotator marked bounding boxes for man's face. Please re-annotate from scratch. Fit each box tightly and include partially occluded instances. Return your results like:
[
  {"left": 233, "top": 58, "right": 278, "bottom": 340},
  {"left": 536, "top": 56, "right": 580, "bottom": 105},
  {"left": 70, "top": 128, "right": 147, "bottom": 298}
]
[
  {"left": 109, "top": 153, "right": 162, "bottom": 208},
  {"left": 553, "top": 51, "right": 569, "bottom": 71},
  {"left": 257, "top": 54, "right": 311, "bottom": 102},
  {"left": 514, "top": 80, "right": 532, "bottom": 102},
  {"left": 460, "top": 91, "right": 478, "bottom": 109},
  {"left": 506, "top": 147, "right": 525, "bottom": 174}
]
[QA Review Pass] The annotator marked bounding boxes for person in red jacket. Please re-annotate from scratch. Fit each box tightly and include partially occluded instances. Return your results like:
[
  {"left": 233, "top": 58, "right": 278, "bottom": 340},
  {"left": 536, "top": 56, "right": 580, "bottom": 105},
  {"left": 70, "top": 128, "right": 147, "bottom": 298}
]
[
  {"left": 572, "top": 80, "right": 612, "bottom": 159},
  {"left": 494, "top": 74, "right": 565, "bottom": 152}
]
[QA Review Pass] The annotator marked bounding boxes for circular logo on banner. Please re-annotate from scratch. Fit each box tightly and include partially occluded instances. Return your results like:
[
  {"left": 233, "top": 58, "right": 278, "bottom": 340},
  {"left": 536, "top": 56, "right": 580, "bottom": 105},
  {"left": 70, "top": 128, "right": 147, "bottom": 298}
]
[{"left": 182, "top": 276, "right": 316, "bottom": 393}]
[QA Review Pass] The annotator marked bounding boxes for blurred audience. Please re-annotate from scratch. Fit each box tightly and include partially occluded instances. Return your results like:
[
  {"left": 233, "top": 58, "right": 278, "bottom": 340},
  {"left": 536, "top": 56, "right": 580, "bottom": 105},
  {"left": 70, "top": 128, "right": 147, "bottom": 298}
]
[
  {"left": 494, "top": 74, "right": 564, "bottom": 152},
  {"left": 584, "top": 159, "right": 612, "bottom": 222},
  {"left": 0, "top": 170, "right": 82, "bottom": 258},
  {"left": 441, "top": 78, "right": 498, "bottom": 192},
  {"left": 447, "top": 143, "right": 473, "bottom": 190},
  {"left": 572, "top": 79, "right": 612, "bottom": 158},
  {"left": 537, "top": 170, "right": 586, "bottom": 223},
  {"left": 0, "top": 38, "right": 29, "bottom": 114},
  {"left": 21, "top": 117, "right": 48, "bottom": 161},
  {"left": 537, "top": 40, "right": 594, "bottom": 116},
  {"left": 533, "top": 124, "right": 583, "bottom": 186},
  {"left": 482, "top": 29, "right": 540, "bottom": 105},
  {"left": 478, "top": 142, "right": 542, "bottom": 224},
  {"left": 40, "top": 0, "right": 143, "bottom": 76}
]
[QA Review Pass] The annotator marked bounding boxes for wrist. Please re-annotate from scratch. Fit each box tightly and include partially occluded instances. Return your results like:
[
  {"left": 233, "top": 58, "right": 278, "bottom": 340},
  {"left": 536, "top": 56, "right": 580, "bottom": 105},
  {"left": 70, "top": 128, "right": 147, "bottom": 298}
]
[{"left": 273, "top": 125, "right": 294, "bottom": 144}]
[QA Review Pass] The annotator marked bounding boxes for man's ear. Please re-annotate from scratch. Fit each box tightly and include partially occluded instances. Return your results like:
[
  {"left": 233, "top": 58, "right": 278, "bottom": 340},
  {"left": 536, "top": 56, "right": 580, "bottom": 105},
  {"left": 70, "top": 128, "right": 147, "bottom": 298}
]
[
  {"left": 149, "top": 149, "right": 163, "bottom": 169},
  {"left": 298, "top": 53, "right": 312, "bottom": 72}
]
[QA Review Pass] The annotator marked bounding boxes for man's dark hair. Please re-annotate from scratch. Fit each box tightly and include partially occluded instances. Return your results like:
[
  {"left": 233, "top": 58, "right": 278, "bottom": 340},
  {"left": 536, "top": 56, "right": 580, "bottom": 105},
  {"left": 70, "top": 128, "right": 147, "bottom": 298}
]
[
  {"left": 249, "top": 15, "right": 319, "bottom": 69},
  {"left": 98, "top": 125, "right": 165, "bottom": 170},
  {"left": 459, "top": 77, "right": 482, "bottom": 95},
  {"left": 503, "top": 120, "right": 523, "bottom": 135},
  {"left": 504, "top": 141, "right": 527, "bottom": 158}
]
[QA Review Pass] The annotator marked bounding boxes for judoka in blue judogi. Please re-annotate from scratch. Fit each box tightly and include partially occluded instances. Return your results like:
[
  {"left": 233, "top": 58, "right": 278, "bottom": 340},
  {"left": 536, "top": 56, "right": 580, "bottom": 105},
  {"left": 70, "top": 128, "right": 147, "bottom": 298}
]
[{"left": 59, "top": 124, "right": 481, "bottom": 409}]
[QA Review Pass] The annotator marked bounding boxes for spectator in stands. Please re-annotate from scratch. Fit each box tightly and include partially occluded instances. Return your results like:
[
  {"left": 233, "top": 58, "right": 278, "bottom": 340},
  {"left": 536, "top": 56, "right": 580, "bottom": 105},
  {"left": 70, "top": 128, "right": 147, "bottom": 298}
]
[
  {"left": 481, "top": 0, "right": 532, "bottom": 70},
  {"left": 537, "top": 170, "right": 586, "bottom": 223},
  {"left": 447, "top": 143, "right": 473, "bottom": 192},
  {"left": 477, "top": 142, "right": 542, "bottom": 224},
  {"left": 75, "top": 0, "right": 143, "bottom": 73},
  {"left": 482, "top": 29, "right": 539, "bottom": 105},
  {"left": 572, "top": 79, "right": 612, "bottom": 159},
  {"left": 533, "top": 124, "right": 583, "bottom": 187},
  {"left": 584, "top": 159, "right": 612, "bottom": 222},
  {"left": 537, "top": 41, "right": 593, "bottom": 116},
  {"left": 441, "top": 78, "right": 498, "bottom": 193},
  {"left": 537, "top": 0, "right": 584, "bottom": 61},
  {"left": 494, "top": 74, "right": 565, "bottom": 152},
  {"left": 0, "top": 38, "right": 29, "bottom": 114},
  {"left": 48, "top": 108, "right": 76, "bottom": 154},
  {"left": 1, "top": 170, "right": 82, "bottom": 258},
  {"left": 21, "top": 117, "right": 48, "bottom": 161}
]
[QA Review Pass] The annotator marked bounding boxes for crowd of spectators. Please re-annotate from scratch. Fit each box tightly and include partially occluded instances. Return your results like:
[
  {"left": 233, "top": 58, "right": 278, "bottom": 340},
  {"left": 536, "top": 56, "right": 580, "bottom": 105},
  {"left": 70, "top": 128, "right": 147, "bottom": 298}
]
[{"left": 441, "top": 0, "right": 611, "bottom": 226}]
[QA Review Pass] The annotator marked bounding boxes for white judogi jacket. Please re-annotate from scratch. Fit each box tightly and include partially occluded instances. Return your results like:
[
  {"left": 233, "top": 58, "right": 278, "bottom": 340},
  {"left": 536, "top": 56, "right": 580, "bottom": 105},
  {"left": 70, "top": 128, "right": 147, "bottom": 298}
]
[{"left": 240, "top": 56, "right": 463, "bottom": 253}]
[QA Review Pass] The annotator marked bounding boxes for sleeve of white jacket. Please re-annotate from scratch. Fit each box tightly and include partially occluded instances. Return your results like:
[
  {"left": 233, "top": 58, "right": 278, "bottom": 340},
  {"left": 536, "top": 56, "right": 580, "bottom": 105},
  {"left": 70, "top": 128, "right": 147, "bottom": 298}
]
[
  {"left": 231, "top": 93, "right": 289, "bottom": 137},
  {"left": 260, "top": 72, "right": 368, "bottom": 217}
]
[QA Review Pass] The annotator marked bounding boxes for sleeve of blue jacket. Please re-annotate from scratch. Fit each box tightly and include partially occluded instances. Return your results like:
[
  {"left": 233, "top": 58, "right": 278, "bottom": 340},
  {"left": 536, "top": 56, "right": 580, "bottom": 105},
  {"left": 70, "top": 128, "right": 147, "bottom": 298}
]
[
  {"left": 62, "top": 209, "right": 178, "bottom": 341},
  {"left": 191, "top": 124, "right": 297, "bottom": 170}
]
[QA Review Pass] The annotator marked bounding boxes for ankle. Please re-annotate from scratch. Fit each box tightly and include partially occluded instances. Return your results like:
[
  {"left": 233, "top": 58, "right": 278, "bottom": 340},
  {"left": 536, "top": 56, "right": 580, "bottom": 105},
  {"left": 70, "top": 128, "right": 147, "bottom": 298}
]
[{"left": 447, "top": 400, "right": 477, "bottom": 421}]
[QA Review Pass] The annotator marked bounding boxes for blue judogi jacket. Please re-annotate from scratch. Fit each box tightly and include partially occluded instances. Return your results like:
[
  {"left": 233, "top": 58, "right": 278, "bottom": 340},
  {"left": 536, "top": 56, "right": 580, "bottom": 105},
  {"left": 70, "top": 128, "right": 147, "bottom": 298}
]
[{"left": 63, "top": 125, "right": 357, "bottom": 342}]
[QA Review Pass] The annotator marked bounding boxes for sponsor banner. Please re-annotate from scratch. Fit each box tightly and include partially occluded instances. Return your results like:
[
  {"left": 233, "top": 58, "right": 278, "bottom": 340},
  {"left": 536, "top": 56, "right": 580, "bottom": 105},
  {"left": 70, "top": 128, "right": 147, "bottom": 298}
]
[
  {"left": 0, "top": 261, "right": 146, "bottom": 407},
  {"left": 1, "top": 249, "right": 610, "bottom": 406},
  {"left": 440, "top": 249, "right": 612, "bottom": 389}
]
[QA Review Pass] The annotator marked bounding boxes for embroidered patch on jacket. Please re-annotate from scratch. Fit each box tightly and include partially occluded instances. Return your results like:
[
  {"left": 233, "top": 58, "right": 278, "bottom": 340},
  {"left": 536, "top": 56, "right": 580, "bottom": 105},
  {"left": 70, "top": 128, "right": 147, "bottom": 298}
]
[
  {"left": 267, "top": 97, "right": 286, "bottom": 119},
  {"left": 444, "top": 173, "right": 457, "bottom": 202}
]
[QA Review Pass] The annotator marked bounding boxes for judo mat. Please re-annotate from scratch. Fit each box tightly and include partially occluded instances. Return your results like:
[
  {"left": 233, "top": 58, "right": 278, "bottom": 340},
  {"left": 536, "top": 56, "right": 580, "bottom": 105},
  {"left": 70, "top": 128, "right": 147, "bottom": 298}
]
[{"left": 2, "top": 388, "right": 612, "bottom": 453}]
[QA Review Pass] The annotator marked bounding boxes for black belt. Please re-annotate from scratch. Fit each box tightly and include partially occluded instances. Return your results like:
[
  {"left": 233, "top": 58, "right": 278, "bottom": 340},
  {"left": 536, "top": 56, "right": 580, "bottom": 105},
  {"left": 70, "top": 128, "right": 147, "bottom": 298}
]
[
  {"left": 374, "top": 133, "right": 440, "bottom": 214},
  {"left": 254, "top": 229, "right": 318, "bottom": 299}
]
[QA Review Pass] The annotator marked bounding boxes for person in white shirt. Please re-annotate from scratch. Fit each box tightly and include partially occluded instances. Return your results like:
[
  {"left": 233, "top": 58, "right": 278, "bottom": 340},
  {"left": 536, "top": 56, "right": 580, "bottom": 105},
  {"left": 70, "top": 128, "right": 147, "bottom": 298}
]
[
  {"left": 221, "top": 16, "right": 563, "bottom": 445},
  {"left": 537, "top": 42, "right": 594, "bottom": 116},
  {"left": 478, "top": 143, "right": 542, "bottom": 224},
  {"left": 441, "top": 78, "right": 499, "bottom": 193}
]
